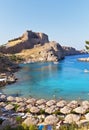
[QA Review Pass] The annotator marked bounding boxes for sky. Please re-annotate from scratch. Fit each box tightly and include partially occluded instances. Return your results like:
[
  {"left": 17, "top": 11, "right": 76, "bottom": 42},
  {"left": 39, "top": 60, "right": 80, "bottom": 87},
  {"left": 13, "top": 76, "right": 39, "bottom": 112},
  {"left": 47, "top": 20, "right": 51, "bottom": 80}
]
[{"left": 0, "top": 0, "right": 89, "bottom": 49}]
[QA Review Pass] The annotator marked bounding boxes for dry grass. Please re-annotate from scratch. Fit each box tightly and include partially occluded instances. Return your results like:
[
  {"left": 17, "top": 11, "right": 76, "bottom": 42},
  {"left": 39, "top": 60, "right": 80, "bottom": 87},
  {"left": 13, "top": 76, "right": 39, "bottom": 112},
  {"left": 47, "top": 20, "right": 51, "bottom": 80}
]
[
  {"left": 16, "top": 46, "right": 44, "bottom": 59},
  {"left": 7, "top": 39, "right": 22, "bottom": 47}
]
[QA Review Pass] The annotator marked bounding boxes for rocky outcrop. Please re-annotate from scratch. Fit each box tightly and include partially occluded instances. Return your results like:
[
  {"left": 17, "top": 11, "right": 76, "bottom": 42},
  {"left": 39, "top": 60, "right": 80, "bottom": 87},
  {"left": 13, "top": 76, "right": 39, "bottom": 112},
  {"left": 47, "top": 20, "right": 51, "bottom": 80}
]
[
  {"left": 0, "top": 30, "right": 86, "bottom": 63},
  {"left": 0, "top": 30, "right": 49, "bottom": 54},
  {"left": 33, "top": 41, "right": 64, "bottom": 62},
  {"left": 0, "top": 30, "right": 64, "bottom": 62},
  {"left": 19, "top": 41, "right": 64, "bottom": 63},
  {"left": 0, "top": 53, "right": 19, "bottom": 73},
  {"left": 62, "top": 46, "right": 87, "bottom": 56},
  {"left": 0, "top": 53, "right": 19, "bottom": 87}
]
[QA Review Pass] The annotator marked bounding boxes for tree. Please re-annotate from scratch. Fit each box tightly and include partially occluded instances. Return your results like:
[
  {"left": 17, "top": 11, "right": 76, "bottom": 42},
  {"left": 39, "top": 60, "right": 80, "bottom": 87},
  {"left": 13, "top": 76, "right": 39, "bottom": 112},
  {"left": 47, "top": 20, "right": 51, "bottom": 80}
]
[{"left": 85, "top": 41, "right": 89, "bottom": 51}]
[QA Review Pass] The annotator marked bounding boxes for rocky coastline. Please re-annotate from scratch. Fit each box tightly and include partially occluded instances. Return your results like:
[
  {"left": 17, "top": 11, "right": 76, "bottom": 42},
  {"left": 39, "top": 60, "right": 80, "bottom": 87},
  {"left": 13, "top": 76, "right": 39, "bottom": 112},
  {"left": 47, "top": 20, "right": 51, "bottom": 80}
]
[
  {"left": 0, "top": 30, "right": 87, "bottom": 64},
  {"left": 62, "top": 46, "right": 87, "bottom": 56},
  {"left": 0, "top": 73, "right": 18, "bottom": 87},
  {"left": 0, "top": 53, "right": 20, "bottom": 87},
  {"left": 0, "top": 94, "right": 89, "bottom": 129}
]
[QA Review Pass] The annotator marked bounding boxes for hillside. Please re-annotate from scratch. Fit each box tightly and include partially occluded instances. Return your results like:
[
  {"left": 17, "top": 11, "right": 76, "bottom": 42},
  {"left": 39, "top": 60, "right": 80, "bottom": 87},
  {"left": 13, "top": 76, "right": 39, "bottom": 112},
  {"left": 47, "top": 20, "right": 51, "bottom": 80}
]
[
  {"left": 0, "top": 30, "right": 64, "bottom": 62},
  {"left": 0, "top": 30, "right": 86, "bottom": 63},
  {"left": 0, "top": 53, "right": 19, "bottom": 73},
  {"left": 15, "top": 41, "right": 64, "bottom": 62}
]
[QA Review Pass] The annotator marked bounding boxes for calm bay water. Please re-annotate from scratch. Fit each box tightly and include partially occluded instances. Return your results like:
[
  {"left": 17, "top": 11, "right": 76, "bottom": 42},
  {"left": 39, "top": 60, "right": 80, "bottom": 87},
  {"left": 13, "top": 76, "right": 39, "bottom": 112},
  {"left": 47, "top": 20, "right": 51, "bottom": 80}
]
[{"left": 1, "top": 54, "right": 89, "bottom": 100}]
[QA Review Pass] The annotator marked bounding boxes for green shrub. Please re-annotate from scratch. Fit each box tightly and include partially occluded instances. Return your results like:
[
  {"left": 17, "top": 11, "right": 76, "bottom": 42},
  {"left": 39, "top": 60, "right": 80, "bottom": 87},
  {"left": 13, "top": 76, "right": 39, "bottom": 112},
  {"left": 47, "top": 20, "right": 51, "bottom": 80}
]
[
  {"left": 13, "top": 104, "right": 19, "bottom": 111},
  {"left": 59, "top": 123, "right": 78, "bottom": 130},
  {"left": 39, "top": 109, "right": 45, "bottom": 114},
  {"left": 15, "top": 116, "right": 22, "bottom": 124},
  {"left": 22, "top": 123, "right": 28, "bottom": 130},
  {"left": 3, "top": 125, "right": 11, "bottom": 130},
  {"left": 9, "top": 54, "right": 23, "bottom": 63},
  {"left": 53, "top": 110, "right": 63, "bottom": 115},
  {"left": 29, "top": 125, "right": 38, "bottom": 130}
]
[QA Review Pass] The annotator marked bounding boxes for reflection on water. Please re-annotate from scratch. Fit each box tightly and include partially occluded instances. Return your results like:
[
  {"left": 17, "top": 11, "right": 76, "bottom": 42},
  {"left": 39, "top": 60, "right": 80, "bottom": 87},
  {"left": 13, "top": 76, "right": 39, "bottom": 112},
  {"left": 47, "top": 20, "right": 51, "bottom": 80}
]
[{"left": 1, "top": 54, "right": 89, "bottom": 100}]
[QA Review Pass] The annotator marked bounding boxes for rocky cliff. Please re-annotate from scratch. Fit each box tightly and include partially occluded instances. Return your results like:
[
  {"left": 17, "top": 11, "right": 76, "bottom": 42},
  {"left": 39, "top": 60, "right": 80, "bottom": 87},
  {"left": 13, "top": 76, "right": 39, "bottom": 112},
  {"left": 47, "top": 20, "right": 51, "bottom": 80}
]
[
  {"left": 0, "top": 30, "right": 64, "bottom": 62},
  {"left": 0, "top": 30, "right": 86, "bottom": 63},
  {"left": 17, "top": 41, "right": 64, "bottom": 62},
  {"left": 62, "top": 46, "right": 87, "bottom": 56},
  {"left": 0, "top": 30, "right": 49, "bottom": 54}
]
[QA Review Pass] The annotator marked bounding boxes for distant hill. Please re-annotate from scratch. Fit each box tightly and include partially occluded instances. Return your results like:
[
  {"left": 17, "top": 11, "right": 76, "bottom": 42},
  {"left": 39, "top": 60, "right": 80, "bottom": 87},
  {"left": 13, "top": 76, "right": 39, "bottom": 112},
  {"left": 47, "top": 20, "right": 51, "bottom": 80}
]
[{"left": 0, "top": 30, "right": 86, "bottom": 63}]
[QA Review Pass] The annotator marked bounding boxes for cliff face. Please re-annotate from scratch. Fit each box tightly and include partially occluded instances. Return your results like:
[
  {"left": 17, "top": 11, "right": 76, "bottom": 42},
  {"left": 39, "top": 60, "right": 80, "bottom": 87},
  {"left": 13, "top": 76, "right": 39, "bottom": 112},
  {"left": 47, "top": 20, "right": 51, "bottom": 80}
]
[
  {"left": 62, "top": 46, "right": 86, "bottom": 56},
  {"left": 18, "top": 41, "right": 64, "bottom": 62},
  {"left": 0, "top": 30, "right": 85, "bottom": 63},
  {"left": 0, "top": 30, "right": 49, "bottom": 54},
  {"left": 0, "top": 30, "right": 64, "bottom": 62}
]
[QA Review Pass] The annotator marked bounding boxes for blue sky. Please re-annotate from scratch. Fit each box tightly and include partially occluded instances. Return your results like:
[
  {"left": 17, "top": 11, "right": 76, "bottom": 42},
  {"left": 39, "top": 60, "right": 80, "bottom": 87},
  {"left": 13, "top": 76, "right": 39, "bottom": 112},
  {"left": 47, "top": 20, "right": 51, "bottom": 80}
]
[{"left": 0, "top": 0, "right": 89, "bottom": 49}]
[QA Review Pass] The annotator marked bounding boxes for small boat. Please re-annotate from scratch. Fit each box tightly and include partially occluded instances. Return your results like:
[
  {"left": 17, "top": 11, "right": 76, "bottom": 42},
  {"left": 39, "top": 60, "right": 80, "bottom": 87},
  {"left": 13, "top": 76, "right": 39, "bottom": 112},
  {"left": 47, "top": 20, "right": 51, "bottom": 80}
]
[
  {"left": 84, "top": 69, "right": 89, "bottom": 73},
  {"left": 54, "top": 61, "right": 59, "bottom": 64}
]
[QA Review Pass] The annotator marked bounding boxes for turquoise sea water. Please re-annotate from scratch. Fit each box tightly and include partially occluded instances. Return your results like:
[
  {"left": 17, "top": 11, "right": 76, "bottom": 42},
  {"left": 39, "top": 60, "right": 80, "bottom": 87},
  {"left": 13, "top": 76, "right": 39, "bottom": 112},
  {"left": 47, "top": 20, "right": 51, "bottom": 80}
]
[{"left": 1, "top": 54, "right": 89, "bottom": 100}]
